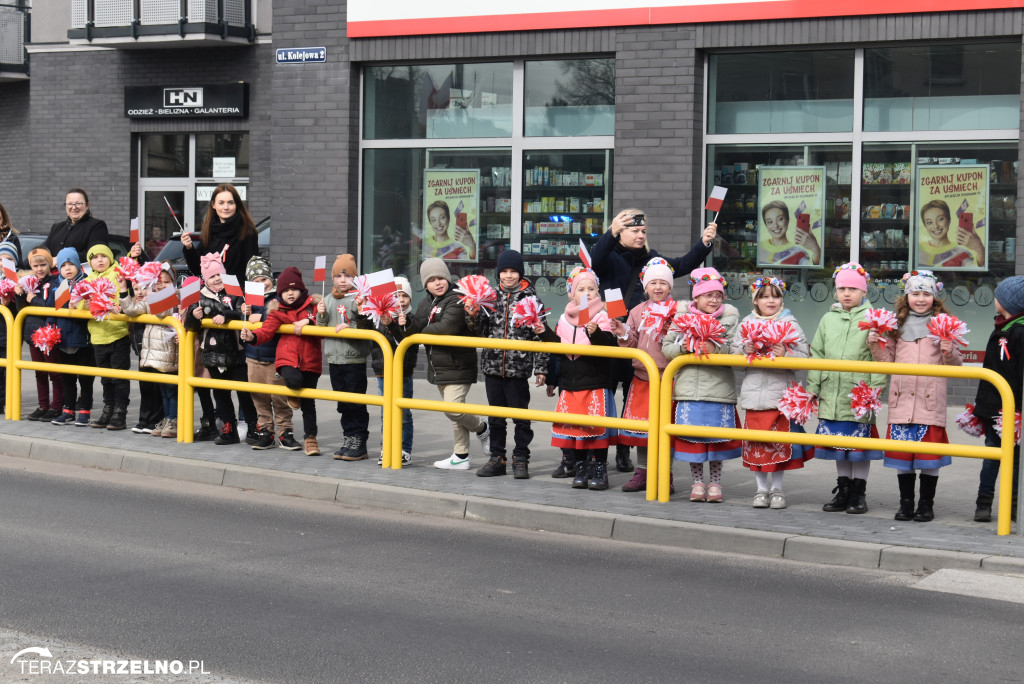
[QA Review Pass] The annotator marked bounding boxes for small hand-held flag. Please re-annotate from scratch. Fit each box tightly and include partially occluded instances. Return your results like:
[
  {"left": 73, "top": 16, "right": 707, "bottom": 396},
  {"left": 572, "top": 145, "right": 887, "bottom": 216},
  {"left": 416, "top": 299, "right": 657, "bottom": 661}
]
[
  {"left": 313, "top": 256, "right": 327, "bottom": 283},
  {"left": 1, "top": 257, "right": 17, "bottom": 281},
  {"left": 705, "top": 185, "right": 728, "bottom": 222},
  {"left": 244, "top": 281, "right": 265, "bottom": 308},
  {"left": 579, "top": 239, "right": 592, "bottom": 269},
  {"left": 129, "top": 217, "right": 140, "bottom": 244},
  {"left": 180, "top": 276, "right": 202, "bottom": 308},
  {"left": 54, "top": 280, "right": 70, "bottom": 309},
  {"left": 221, "top": 274, "right": 243, "bottom": 297},
  {"left": 365, "top": 268, "right": 397, "bottom": 299},
  {"left": 163, "top": 196, "right": 184, "bottom": 231},
  {"left": 605, "top": 288, "right": 627, "bottom": 318},
  {"left": 147, "top": 285, "right": 178, "bottom": 315},
  {"left": 578, "top": 293, "right": 591, "bottom": 327}
]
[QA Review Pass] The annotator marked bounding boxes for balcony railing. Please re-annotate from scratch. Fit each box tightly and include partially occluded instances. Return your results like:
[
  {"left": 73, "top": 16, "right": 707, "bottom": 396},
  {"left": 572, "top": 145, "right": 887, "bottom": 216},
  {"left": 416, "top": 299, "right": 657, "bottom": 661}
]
[
  {"left": 0, "top": 3, "right": 28, "bottom": 81},
  {"left": 68, "top": 0, "right": 254, "bottom": 47}
]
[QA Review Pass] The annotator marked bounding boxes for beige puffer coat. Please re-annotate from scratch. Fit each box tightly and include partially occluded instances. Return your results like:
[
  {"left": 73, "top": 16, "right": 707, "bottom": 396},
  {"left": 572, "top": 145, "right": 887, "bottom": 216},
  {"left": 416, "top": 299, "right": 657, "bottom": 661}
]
[{"left": 120, "top": 296, "right": 179, "bottom": 373}]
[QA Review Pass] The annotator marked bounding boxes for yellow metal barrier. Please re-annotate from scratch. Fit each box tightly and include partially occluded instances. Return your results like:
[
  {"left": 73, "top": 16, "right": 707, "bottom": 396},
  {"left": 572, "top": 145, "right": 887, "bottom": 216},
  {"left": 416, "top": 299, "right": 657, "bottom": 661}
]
[
  {"left": 658, "top": 354, "right": 1018, "bottom": 535},
  {"left": 391, "top": 334, "right": 660, "bottom": 473},
  {"left": 1, "top": 304, "right": 13, "bottom": 420}
]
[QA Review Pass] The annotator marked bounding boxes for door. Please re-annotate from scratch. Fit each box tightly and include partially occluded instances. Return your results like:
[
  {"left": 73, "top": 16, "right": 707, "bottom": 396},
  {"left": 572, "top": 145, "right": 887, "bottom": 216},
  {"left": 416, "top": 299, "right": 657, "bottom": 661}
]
[{"left": 138, "top": 180, "right": 193, "bottom": 259}]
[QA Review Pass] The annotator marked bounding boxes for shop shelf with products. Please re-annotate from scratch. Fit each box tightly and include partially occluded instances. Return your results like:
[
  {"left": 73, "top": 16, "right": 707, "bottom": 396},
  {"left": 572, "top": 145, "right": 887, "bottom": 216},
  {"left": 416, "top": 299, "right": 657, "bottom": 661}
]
[{"left": 861, "top": 159, "right": 912, "bottom": 278}]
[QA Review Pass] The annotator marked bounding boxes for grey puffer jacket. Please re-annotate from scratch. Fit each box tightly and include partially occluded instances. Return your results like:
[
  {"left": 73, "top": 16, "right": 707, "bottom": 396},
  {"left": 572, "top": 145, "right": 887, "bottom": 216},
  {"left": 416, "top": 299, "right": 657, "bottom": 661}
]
[
  {"left": 120, "top": 296, "right": 179, "bottom": 373},
  {"left": 662, "top": 301, "right": 740, "bottom": 404},
  {"left": 466, "top": 280, "right": 549, "bottom": 380},
  {"left": 728, "top": 309, "right": 809, "bottom": 411}
]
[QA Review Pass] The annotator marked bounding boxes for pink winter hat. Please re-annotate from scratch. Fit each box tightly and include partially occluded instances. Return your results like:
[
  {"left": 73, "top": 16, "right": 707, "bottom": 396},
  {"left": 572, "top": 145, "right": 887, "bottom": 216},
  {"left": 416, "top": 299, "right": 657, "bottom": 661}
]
[
  {"left": 833, "top": 262, "right": 869, "bottom": 291},
  {"left": 200, "top": 252, "right": 227, "bottom": 281},
  {"left": 641, "top": 257, "right": 674, "bottom": 289},
  {"left": 689, "top": 267, "right": 726, "bottom": 298}
]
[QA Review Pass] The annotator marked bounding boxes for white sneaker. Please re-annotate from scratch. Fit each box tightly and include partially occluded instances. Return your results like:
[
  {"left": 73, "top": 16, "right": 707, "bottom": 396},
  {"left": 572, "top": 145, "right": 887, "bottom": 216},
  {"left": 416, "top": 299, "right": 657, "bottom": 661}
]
[
  {"left": 434, "top": 454, "right": 470, "bottom": 470},
  {"left": 769, "top": 490, "right": 788, "bottom": 509},
  {"left": 476, "top": 424, "right": 491, "bottom": 456},
  {"left": 402, "top": 451, "right": 412, "bottom": 466},
  {"left": 752, "top": 490, "right": 770, "bottom": 508},
  {"left": 377, "top": 451, "right": 384, "bottom": 467}
]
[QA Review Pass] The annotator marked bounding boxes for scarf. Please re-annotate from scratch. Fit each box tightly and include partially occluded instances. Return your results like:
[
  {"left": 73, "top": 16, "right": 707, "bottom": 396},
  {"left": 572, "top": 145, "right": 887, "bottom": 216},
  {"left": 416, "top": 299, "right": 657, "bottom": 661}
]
[
  {"left": 562, "top": 297, "right": 609, "bottom": 329},
  {"left": 210, "top": 212, "right": 242, "bottom": 239},
  {"left": 900, "top": 310, "right": 933, "bottom": 343},
  {"left": 279, "top": 291, "right": 310, "bottom": 312},
  {"left": 688, "top": 300, "right": 724, "bottom": 318}
]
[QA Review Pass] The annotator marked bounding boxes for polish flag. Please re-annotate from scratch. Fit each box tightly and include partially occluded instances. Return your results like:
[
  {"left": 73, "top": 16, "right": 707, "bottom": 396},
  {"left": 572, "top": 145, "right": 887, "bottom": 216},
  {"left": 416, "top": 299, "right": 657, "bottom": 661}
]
[
  {"left": 54, "top": 280, "right": 70, "bottom": 309},
  {"left": 313, "top": 255, "right": 327, "bottom": 283},
  {"left": 578, "top": 293, "right": 591, "bottom": 327},
  {"left": 244, "top": 280, "right": 265, "bottom": 308},
  {"left": 579, "top": 240, "right": 592, "bottom": 269},
  {"left": 1, "top": 257, "right": 16, "bottom": 281},
  {"left": 129, "top": 217, "right": 140, "bottom": 244},
  {"left": 605, "top": 288, "right": 627, "bottom": 318},
  {"left": 147, "top": 285, "right": 178, "bottom": 315},
  {"left": 704, "top": 185, "right": 728, "bottom": 212},
  {"left": 221, "top": 274, "right": 243, "bottom": 297},
  {"left": 180, "top": 276, "right": 202, "bottom": 308},
  {"left": 365, "top": 268, "right": 397, "bottom": 299}
]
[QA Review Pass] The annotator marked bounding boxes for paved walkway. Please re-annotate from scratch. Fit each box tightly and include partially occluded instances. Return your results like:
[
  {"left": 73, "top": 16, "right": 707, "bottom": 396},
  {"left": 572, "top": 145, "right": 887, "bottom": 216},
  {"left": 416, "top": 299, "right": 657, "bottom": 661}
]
[{"left": 3, "top": 375, "right": 1023, "bottom": 572}]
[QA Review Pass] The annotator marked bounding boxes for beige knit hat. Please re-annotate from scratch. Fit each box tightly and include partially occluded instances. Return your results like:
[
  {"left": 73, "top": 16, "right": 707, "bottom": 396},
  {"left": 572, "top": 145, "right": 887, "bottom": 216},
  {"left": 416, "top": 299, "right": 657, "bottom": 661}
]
[{"left": 419, "top": 257, "right": 451, "bottom": 288}]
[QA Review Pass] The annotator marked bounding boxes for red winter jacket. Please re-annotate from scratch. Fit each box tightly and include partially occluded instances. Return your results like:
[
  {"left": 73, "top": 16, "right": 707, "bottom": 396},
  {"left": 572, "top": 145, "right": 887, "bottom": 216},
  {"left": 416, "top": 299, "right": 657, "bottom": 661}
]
[{"left": 250, "top": 294, "right": 323, "bottom": 374}]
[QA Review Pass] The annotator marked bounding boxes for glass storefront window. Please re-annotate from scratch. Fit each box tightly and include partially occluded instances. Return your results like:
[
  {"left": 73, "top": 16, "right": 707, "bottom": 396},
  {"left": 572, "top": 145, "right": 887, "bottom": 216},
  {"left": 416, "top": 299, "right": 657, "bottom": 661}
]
[
  {"left": 141, "top": 134, "right": 188, "bottom": 177},
  {"left": 363, "top": 63, "right": 514, "bottom": 140},
  {"left": 195, "top": 133, "right": 250, "bottom": 178},
  {"left": 708, "top": 51, "right": 854, "bottom": 134},
  {"left": 864, "top": 43, "right": 1021, "bottom": 132},
  {"left": 524, "top": 59, "right": 615, "bottom": 137}
]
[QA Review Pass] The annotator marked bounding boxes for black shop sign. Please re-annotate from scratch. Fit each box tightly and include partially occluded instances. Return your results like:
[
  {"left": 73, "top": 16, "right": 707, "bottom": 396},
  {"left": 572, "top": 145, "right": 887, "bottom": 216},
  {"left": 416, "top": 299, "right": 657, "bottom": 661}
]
[{"left": 124, "top": 83, "right": 249, "bottom": 118}]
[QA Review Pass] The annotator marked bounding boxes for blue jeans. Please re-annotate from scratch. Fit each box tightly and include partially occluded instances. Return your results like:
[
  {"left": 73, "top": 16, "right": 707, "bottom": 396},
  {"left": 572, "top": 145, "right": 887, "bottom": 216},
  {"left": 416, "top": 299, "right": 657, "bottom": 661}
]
[
  {"left": 979, "top": 423, "right": 1020, "bottom": 501},
  {"left": 378, "top": 375, "right": 413, "bottom": 453},
  {"left": 159, "top": 380, "right": 178, "bottom": 419}
]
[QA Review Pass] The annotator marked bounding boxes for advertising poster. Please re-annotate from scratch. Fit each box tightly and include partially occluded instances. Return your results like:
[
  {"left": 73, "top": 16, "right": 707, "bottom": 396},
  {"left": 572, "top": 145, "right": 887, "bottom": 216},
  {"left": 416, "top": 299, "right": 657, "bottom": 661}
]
[
  {"left": 916, "top": 165, "right": 989, "bottom": 272},
  {"left": 423, "top": 168, "right": 480, "bottom": 263},
  {"left": 756, "top": 166, "right": 825, "bottom": 268}
]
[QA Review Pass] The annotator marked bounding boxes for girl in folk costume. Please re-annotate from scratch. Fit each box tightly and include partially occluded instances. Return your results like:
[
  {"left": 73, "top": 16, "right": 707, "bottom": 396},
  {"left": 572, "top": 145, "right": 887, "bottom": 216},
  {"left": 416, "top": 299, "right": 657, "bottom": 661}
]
[
  {"left": 729, "top": 277, "right": 812, "bottom": 509},
  {"left": 662, "top": 267, "right": 741, "bottom": 503},
  {"left": 807, "top": 263, "right": 887, "bottom": 514},
  {"left": 538, "top": 266, "right": 619, "bottom": 491},
  {"left": 609, "top": 257, "right": 677, "bottom": 494},
  {"left": 867, "top": 270, "right": 961, "bottom": 522}
]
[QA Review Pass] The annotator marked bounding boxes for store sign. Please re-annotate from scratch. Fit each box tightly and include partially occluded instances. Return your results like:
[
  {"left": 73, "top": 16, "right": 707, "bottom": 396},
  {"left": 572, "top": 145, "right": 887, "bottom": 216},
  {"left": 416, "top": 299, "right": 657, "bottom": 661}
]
[
  {"left": 124, "top": 84, "right": 249, "bottom": 118},
  {"left": 348, "top": 0, "right": 1024, "bottom": 37},
  {"left": 197, "top": 185, "right": 247, "bottom": 202},
  {"left": 276, "top": 47, "right": 327, "bottom": 64}
]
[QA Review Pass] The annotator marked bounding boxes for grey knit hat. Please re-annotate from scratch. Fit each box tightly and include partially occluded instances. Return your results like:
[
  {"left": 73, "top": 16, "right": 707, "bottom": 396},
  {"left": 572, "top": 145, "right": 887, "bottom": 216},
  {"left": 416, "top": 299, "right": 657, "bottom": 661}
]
[
  {"left": 995, "top": 276, "right": 1024, "bottom": 316},
  {"left": 419, "top": 257, "right": 451, "bottom": 288},
  {"left": 245, "top": 255, "right": 273, "bottom": 284}
]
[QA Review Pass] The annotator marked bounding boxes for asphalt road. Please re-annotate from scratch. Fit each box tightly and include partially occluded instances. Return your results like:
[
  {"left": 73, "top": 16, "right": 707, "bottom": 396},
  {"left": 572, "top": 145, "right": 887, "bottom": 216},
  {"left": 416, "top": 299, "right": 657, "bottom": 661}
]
[{"left": 0, "top": 459, "right": 1021, "bottom": 684}]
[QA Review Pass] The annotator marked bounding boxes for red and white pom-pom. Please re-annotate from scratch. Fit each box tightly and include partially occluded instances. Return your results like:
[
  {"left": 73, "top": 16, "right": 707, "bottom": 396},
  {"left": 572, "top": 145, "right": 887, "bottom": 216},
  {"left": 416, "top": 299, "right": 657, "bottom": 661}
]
[
  {"left": 778, "top": 382, "right": 819, "bottom": 425},
  {"left": 638, "top": 299, "right": 675, "bottom": 341},
  {"left": 927, "top": 313, "right": 969, "bottom": 347},
  {"left": 767, "top": 320, "right": 801, "bottom": 355},
  {"left": 994, "top": 409, "right": 1023, "bottom": 444},
  {"left": 117, "top": 257, "right": 140, "bottom": 281},
  {"left": 336, "top": 303, "right": 350, "bottom": 325},
  {"left": 0, "top": 278, "right": 16, "bottom": 300},
  {"left": 87, "top": 281, "right": 118, "bottom": 321},
  {"left": 351, "top": 275, "right": 372, "bottom": 300},
  {"left": 739, "top": 320, "right": 774, "bottom": 363},
  {"left": 849, "top": 381, "right": 883, "bottom": 420},
  {"left": 17, "top": 274, "right": 39, "bottom": 295},
  {"left": 857, "top": 308, "right": 897, "bottom": 349},
  {"left": 31, "top": 324, "right": 62, "bottom": 354},
  {"left": 672, "top": 312, "right": 726, "bottom": 359},
  {"left": 455, "top": 274, "right": 497, "bottom": 312},
  {"left": 70, "top": 279, "right": 95, "bottom": 307},
  {"left": 133, "top": 261, "right": 164, "bottom": 290},
  {"left": 511, "top": 295, "right": 549, "bottom": 329},
  {"left": 359, "top": 292, "right": 401, "bottom": 328},
  {"left": 955, "top": 403, "right": 986, "bottom": 438}
]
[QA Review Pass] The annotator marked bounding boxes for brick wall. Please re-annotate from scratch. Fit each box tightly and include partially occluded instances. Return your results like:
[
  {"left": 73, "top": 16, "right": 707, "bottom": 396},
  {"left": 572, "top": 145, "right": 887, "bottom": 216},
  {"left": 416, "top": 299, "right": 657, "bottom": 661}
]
[{"left": 0, "top": 80, "right": 31, "bottom": 232}]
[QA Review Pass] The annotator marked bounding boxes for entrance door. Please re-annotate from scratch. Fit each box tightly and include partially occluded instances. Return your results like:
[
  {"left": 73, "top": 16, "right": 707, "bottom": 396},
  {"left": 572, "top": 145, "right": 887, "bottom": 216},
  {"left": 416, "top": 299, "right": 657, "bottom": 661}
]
[{"left": 138, "top": 181, "right": 194, "bottom": 259}]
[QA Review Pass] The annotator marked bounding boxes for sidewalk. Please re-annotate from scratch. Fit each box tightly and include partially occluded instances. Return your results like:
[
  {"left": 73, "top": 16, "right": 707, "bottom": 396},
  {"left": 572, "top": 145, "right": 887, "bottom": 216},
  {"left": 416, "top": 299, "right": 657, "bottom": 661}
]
[{"left": 2, "top": 375, "right": 1023, "bottom": 573}]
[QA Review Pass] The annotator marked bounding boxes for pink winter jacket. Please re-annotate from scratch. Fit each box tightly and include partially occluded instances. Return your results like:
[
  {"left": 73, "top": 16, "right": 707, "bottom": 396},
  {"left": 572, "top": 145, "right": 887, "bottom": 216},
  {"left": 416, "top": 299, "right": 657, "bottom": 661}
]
[
  {"left": 617, "top": 300, "right": 672, "bottom": 382},
  {"left": 870, "top": 334, "right": 962, "bottom": 427}
]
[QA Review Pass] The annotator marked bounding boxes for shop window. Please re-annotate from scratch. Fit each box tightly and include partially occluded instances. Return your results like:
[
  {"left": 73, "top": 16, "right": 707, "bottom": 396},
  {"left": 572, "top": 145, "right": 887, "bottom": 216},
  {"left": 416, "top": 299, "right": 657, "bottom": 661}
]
[
  {"left": 195, "top": 133, "right": 250, "bottom": 179},
  {"left": 141, "top": 134, "right": 188, "bottom": 177},
  {"left": 708, "top": 51, "right": 854, "bottom": 135},
  {"left": 864, "top": 43, "right": 1021, "bottom": 132},
  {"left": 363, "top": 63, "right": 514, "bottom": 140},
  {"left": 524, "top": 59, "right": 615, "bottom": 137}
]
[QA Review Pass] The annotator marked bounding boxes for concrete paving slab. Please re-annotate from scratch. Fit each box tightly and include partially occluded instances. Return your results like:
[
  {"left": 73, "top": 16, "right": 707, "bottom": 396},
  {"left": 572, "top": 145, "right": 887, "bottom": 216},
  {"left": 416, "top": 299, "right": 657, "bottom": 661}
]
[
  {"left": 784, "top": 536, "right": 884, "bottom": 569},
  {"left": 612, "top": 516, "right": 790, "bottom": 557},
  {"left": 335, "top": 480, "right": 468, "bottom": 519},
  {"left": 222, "top": 467, "right": 340, "bottom": 501},
  {"left": 465, "top": 499, "right": 615, "bottom": 537},
  {"left": 879, "top": 546, "right": 985, "bottom": 572}
]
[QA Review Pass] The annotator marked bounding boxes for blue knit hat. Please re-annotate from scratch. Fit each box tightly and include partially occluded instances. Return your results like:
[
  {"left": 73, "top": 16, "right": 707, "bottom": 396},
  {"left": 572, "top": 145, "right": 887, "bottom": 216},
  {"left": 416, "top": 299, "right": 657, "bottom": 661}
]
[
  {"left": 56, "top": 247, "right": 80, "bottom": 274},
  {"left": 995, "top": 276, "right": 1024, "bottom": 316},
  {"left": 0, "top": 241, "right": 18, "bottom": 265}
]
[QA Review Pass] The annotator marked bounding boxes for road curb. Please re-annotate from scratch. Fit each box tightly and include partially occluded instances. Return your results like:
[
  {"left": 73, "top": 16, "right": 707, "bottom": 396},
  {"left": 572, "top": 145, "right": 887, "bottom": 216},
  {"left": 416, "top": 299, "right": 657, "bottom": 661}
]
[{"left": 2, "top": 433, "right": 1019, "bottom": 575}]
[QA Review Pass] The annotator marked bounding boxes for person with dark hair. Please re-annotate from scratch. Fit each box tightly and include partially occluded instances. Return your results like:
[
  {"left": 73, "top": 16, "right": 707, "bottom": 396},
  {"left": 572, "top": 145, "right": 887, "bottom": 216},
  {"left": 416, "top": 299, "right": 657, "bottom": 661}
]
[
  {"left": 43, "top": 189, "right": 108, "bottom": 265},
  {"left": 0, "top": 201, "right": 22, "bottom": 265}
]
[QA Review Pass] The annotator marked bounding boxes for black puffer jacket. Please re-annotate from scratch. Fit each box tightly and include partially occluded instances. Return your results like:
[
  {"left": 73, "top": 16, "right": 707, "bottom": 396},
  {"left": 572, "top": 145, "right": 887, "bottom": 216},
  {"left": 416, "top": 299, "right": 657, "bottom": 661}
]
[
  {"left": 44, "top": 214, "right": 109, "bottom": 266},
  {"left": 405, "top": 282, "right": 477, "bottom": 385},
  {"left": 466, "top": 280, "right": 549, "bottom": 379},
  {"left": 372, "top": 317, "right": 420, "bottom": 378},
  {"left": 184, "top": 287, "right": 246, "bottom": 369},
  {"left": 975, "top": 314, "right": 1024, "bottom": 423}
]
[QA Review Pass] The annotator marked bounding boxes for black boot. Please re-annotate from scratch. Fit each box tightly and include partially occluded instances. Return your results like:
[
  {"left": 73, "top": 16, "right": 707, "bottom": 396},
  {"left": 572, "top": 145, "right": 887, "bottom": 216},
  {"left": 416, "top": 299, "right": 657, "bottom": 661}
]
[
  {"left": 588, "top": 460, "right": 609, "bottom": 490},
  {"left": 974, "top": 495, "right": 993, "bottom": 522},
  {"left": 846, "top": 478, "right": 868, "bottom": 514},
  {"left": 512, "top": 457, "right": 530, "bottom": 480},
  {"left": 552, "top": 450, "right": 575, "bottom": 478},
  {"left": 90, "top": 404, "right": 113, "bottom": 429},
  {"left": 571, "top": 454, "right": 589, "bottom": 489},
  {"left": 214, "top": 421, "right": 240, "bottom": 445},
  {"left": 245, "top": 421, "right": 260, "bottom": 445},
  {"left": 476, "top": 456, "right": 507, "bottom": 477},
  {"left": 914, "top": 474, "right": 938, "bottom": 522},
  {"left": 822, "top": 476, "right": 851, "bottom": 512},
  {"left": 106, "top": 406, "right": 128, "bottom": 431},
  {"left": 194, "top": 416, "right": 218, "bottom": 442},
  {"left": 895, "top": 472, "right": 916, "bottom": 521},
  {"left": 615, "top": 444, "right": 634, "bottom": 473}
]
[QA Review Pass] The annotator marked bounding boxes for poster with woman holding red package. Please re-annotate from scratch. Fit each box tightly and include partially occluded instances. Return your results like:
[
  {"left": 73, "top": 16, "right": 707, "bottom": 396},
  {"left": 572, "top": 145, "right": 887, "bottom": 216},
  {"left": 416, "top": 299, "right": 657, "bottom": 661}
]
[
  {"left": 916, "top": 165, "right": 988, "bottom": 272},
  {"left": 423, "top": 169, "right": 480, "bottom": 262},
  {"left": 756, "top": 166, "right": 825, "bottom": 268}
]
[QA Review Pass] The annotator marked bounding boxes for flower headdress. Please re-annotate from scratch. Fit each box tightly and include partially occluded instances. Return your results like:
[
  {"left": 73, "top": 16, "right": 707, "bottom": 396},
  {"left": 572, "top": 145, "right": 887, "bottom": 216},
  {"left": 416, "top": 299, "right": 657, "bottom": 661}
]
[
  {"left": 832, "top": 262, "right": 870, "bottom": 283},
  {"left": 749, "top": 277, "right": 787, "bottom": 295}
]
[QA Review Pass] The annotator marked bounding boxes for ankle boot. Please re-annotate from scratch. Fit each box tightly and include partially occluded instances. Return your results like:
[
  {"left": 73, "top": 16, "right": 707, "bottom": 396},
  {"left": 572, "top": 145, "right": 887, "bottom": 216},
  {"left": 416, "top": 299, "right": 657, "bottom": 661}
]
[
  {"left": 621, "top": 467, "right": 646, "bottom": 492},
  {"left": 914, "top": 474, "right": 938, "bottom": 522},
  {"left": 846, "top": 478, "right": 868, "bottom": 514},
  {"left": 571, "top": 455, "right": 589, "bottom": 489},
  {"left": 974, "top": 495, "right": 993, "bottom": 522},
  {"left": 552, "top": 451, "right": 575, "bottom": 478},
  {"left": 615, "top": 444, "right": 634, "bottom": 473},
  {"left": 895, "top": 472, "right": 916, "bottom": 521},
  {"left": 588, "top": 460, "right": 609, "bottom": 490},
  {"left": 194, "top": 416, "right": 218, "bottom": 442},
  {"left": 512, "top": 456, "right": 530, "bottom": 480},
  {"left": 106, "top": 406, "right": 128, "bottom": 431},
  {"left": 822, "top": 476, "right": 851, "bottom": 512},
  {"left": 90, "top": 404, "right": 113, "bottom": 429}
]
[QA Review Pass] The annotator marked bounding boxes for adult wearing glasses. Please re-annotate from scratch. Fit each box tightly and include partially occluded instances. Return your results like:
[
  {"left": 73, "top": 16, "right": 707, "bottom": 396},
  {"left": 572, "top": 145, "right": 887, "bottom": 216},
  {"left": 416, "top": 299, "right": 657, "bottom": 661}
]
[
  {"left": 590, "top": 208, "right": 718, "bottom": 473},
  {"left": 44, "top": 189, "right": 110, "bottom": 265}
]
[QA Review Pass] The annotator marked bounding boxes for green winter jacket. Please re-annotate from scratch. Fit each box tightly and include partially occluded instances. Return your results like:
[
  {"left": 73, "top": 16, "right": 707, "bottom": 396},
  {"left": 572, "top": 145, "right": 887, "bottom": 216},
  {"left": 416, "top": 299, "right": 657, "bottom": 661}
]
[
  {"left": 662, "top": 302, "right": 740, "bottom": 404},
  {"left": 806, "top": 301, "right": 887, "bottom": 423}
]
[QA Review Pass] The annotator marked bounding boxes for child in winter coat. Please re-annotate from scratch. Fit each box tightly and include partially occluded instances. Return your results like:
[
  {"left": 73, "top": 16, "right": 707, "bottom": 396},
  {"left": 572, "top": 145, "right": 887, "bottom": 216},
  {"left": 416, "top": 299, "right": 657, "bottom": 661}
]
[
  {"left": 609, "top": 257, "right": 676, "bottom": 494},
  {"left": 118, "top": 263, "right": 180, "bottom": 439},
  {"left": 729, "top": 277, "right": 812, "bottom": 509},
  {"left": 404, "top": 257, "right": 489, "bottom": 471},
  {"left": 242, "top": 267, "right": 323, "bottom": 457},
  {"left": 466, "top": 250, "right": 549, "bottom": 480},
  {"left": 16, "top": 247, "right": 63, "bottom": 421},
  {"left": 47, "top": 247, "right": 94, "bottom": 426},
  {"left": 867, "top": 270, "right": 961, "bottom": 522},
  {"left": 971, "top": 275, "right": 1024, "bottom": 523},
  {"left": 807, "top": 263, "right": 887, "bottom": 515},
  {"left": 184, "top": 252, "right": 256, "bottom": 445},
  {"left": 537, "top": 266, "right": 618, "bottom": 490},
  {"left": 375, "top": 276, "right": 418, "bottom": 466},
  {"left": 241, "top": 256, "right": 298, "bottom": 451},
  {"left": 316, "top": 254, "right": 373, "bottom": 461},
  {"left": 0, "top": 240, "right": 19, "bottom": 412},
  {"left": 663, "top": 267, "right": 740, "bottom": 503},
  {"left": 81, "top": 244, "right": 131, "bottom": 430}
]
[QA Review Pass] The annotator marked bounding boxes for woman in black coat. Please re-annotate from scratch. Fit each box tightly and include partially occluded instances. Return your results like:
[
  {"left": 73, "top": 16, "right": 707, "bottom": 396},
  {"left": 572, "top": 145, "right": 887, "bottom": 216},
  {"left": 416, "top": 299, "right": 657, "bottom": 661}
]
[{"left": 43, "top": 189, "right": 108, "bottom": 265}]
